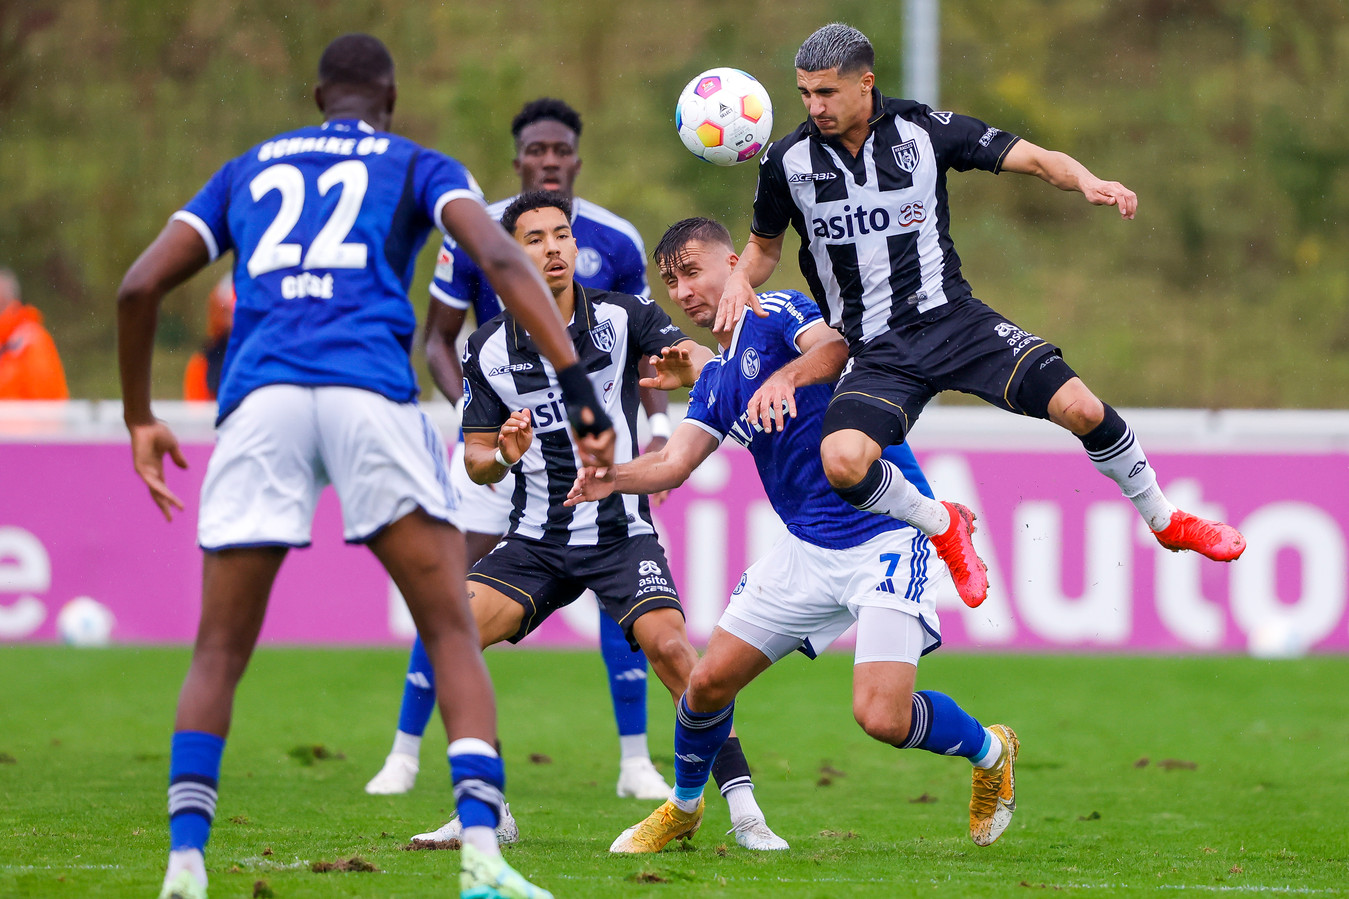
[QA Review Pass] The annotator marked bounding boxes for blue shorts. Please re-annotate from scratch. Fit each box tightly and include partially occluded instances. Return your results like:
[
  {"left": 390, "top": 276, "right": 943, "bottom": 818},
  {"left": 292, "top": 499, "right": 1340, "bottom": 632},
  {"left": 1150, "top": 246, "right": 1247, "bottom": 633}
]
[{"left": 467, "top": 533, "right": 683, "bottom": 649}]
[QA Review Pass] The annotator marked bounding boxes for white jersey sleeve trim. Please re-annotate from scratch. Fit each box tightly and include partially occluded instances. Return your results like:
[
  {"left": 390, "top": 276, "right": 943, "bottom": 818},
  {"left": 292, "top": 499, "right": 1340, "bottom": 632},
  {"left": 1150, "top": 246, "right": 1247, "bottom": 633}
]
[
  {"left": 433, "top": 190, "right": 487, "bottom": 237},
  {"left": 573, "top": 198, "right": 647, "bottom": 255},
  {"left": 429, "top": 280, "right": 470, "bottom": 310},
  {"left": 792, "top": 319, "right": 830, "bottom": 353},
  {"left": 170, "top": 211, "right": 219, "bottom": 262},
  {"left": 683, "top": 417, "right": 726, "bottom": 442}
]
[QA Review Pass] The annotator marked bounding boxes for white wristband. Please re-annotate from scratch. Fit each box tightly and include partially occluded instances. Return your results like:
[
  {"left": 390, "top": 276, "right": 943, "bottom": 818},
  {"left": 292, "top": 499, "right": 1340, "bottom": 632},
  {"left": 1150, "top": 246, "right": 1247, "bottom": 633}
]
[
  {"left": 647, "top": 412, "right": 672, "bottom": 440},
  {"left": 493, "top": 447, "right": 512, "bottom": 467}
]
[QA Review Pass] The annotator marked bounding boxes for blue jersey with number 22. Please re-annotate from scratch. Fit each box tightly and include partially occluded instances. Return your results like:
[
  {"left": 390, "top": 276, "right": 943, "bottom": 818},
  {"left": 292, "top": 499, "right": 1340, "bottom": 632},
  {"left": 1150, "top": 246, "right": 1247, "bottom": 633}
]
[{"left": 174, "top": 118, "right": 485, "bottom": 422}]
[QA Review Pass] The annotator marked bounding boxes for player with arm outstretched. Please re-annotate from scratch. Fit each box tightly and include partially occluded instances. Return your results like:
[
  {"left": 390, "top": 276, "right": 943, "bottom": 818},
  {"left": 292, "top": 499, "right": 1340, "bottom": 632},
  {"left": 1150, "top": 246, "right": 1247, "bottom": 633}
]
[
  {"left": 368, "top": 98, "right": 671, "bottom": 802},
  {"left": 409, "top": 192, "right": 787, "bottom": 853},
  {"left": 568, "top": 217, "right": 1018, "bottom": 852},
  {"left": 116, "top": 35, "right": 610, "bottom": 899},
  {"left": 717, "top": 23, "right": 1244, "bottom": 610}
]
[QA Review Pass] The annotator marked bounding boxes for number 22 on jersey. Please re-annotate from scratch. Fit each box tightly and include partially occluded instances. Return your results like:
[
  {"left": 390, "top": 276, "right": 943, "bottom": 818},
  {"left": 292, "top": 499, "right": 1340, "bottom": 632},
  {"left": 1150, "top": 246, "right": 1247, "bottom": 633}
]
[{"left": 246, "top": 160, "right": 370, "bottom": 284}]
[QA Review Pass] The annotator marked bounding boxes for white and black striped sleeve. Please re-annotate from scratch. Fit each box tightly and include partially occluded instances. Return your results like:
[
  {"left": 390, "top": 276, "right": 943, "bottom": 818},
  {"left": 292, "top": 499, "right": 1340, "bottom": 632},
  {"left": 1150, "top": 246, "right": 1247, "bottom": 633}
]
[
  {"left": 629, "top": 299, "right": 691, "bottom": 358},
  {"left": 922, "top": 107, "right": 1020, "bottom": 174},
  {"left": 460, "top": 337, "right": 509, "bottom": 435},
  {"left": 750, "top": 145, "right": 795, "bottom": 239}
]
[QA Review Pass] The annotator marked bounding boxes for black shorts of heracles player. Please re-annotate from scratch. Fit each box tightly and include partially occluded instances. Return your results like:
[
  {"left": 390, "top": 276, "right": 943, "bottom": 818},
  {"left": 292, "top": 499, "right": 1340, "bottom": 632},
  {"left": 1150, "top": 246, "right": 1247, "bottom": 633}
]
[
  {"left": 466, "top": 533, "right": 683, "bottom": 650},
  {"left": 821, "top": 298, "right": 1079, "bottom": 447}
]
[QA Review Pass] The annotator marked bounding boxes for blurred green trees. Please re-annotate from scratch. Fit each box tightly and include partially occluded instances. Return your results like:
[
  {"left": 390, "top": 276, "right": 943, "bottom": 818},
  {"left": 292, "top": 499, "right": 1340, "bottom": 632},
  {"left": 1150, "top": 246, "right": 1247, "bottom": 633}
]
[{"left": 1, "top": 0, "right": 1345, "bottom": 406}]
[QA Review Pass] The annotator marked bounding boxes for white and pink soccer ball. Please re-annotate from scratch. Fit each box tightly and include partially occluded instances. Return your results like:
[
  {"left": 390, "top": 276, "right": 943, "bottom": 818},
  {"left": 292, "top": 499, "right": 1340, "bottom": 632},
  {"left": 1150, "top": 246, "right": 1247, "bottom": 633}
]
[{"left": 676, "top": 67, "right": 774, "bottom": 166}]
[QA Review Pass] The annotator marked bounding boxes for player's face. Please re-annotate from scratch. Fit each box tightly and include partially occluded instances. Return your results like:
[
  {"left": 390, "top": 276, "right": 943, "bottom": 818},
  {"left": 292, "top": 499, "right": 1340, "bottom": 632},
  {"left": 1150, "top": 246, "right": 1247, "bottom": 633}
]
[
  {"left": 514, "top": 206, "right": 578, "bottom": 295},
  {"left": 514, "top": 120, "right": 582, "bottom": 195},
  {"left": 659, "top": 240, "right": 737, "bottom": 329},
  {"left": 796, "top": 67, "right": 875, "bottom": 139}
]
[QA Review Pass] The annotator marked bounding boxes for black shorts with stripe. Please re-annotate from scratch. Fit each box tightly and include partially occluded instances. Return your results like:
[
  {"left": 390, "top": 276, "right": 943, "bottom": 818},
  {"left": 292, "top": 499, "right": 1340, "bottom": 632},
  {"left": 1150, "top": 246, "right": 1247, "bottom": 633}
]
[
  {"left": 467, "top": 533, "right": 682, "bottom": 650},
  {"left": 823, "top": 298, "right": 1074, "bottom": 441}
]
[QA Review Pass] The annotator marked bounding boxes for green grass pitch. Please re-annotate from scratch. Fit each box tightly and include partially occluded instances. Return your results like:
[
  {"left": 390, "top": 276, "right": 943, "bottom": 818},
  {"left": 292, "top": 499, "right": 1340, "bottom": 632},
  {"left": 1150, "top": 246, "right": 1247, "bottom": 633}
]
[{"left": 2, "top": 646, "right": 1347, "bottom": 897}]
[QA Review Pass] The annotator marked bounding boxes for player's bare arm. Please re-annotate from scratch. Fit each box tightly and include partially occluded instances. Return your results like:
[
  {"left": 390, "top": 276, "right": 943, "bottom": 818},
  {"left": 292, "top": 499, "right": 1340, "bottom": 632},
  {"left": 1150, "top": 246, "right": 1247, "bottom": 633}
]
[
  {"left": 715, "top": 231, "right": 784, "bottom": 331},
  {"left": 640, "top": 340, "right": 714, "bottom": 391},
  {"left": 464, "top": 410, "right": 533, "bottom": 485},
  {"left": 746, "top": 321, "right": 850, "bottom": 434},
  {"left": 423, "top": 300, "right": 466, "bottom": 402},
  {"left": 566, "top": 423, "right": 719, "bottom": 507},
  {"left": 117, "top": 219, "right": 210, "bottom": 520},
  {"left": 1001, "top": 139, "right": 1137, "bottom": 220}
]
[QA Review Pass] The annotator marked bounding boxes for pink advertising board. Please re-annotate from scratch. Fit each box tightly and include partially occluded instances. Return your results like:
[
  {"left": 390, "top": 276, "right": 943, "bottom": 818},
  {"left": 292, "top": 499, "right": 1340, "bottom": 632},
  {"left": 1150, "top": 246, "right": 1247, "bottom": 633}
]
[{"left": 2, "top": 419, "right": 1347, "bottom": 653}]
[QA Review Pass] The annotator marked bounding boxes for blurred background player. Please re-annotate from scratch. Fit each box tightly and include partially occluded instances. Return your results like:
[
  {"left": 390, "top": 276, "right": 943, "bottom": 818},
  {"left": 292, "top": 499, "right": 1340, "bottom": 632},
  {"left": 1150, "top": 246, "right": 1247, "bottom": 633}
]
[
  {"left": 115, "top": 34, "right": 615, "bottom": 899},
  {"left": 571, "top": 218, "right": 1017, "bottom": 853},
  {"left": 410, "top": 192, "right": 785, "bottom": 852},
  {"left": 182, "top": 275, "right": 234, "bottom": 401},
  {"left": 0, "top": 266, "right": 69, "bottom": 400},
  {"left": 367, "top": 97, "right": 671, "bottom": 801},
  {"left": 717, "top": 24, "right": 1244, "bottom": 609}
]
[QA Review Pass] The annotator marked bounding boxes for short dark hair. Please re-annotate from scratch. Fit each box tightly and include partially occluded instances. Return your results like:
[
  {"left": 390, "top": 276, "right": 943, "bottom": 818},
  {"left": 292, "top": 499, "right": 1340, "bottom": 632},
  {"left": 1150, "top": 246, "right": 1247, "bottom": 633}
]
[
  {"left": 654, "top": 218, "right": 735, "bottom": 271},
  {"left": 318, "top": 33, "right": 395, "bottom": 86},
  {"left": 501, "top": 190, "right": 573, "bottom": 236},
  {"left": 794, "top": 23, "right": 874, "bottom": 75},
  {"left": 511, "top": 98, "right": 583, "bottom": 143}
]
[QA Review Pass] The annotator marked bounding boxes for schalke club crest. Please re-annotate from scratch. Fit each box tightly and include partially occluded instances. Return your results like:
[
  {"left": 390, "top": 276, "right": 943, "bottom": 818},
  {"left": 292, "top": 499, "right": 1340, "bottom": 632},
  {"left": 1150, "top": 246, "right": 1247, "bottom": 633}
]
[
  {"left": 590, "top": 319, "right": 616, "bottom": 353},
  {"left": 892, "top": 139, "right": 920, "bottom": 173}
]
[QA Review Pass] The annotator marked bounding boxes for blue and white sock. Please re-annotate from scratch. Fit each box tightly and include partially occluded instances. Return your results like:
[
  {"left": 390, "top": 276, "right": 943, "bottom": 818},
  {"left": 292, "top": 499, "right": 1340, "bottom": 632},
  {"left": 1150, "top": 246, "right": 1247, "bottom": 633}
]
[
  {"left": 599, "top": 611, "right": 649, "bottom": 755},
  {"left": 899, "top": 691, "right": 996, "bottom": 766},
  {"left": 395, "top": 636, "right": 437, "bottom": 748},
  {"left": 672, "top": 694, "right": 734, "bottom": 812},
  {"left": 168, "top": 730, "right": 224, "bottom": 853},
  {"left": 449, "top": 738, "right": 506, "bottom": 856}
]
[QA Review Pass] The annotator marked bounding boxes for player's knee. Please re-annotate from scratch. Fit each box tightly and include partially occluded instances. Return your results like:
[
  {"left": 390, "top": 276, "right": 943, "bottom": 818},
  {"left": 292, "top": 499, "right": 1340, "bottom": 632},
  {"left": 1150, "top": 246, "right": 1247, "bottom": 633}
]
[
  {"left": 1055, "top": 393, "right": 1104, "bottom": 434},
  {"left": 686, "top": 664, "right": 735, "bottom": 711},
  {"left": 640, "top": 630, "right": 697, "bottom": 682},
  {"left": 853, "top": 696, "right": 912, "bottom": 747},
  {"left": 1042, "top": 376, "right": 1102, "bottom": 435},
  {"left": 820, "top": 437, "right": 871, "bottom": 488}
]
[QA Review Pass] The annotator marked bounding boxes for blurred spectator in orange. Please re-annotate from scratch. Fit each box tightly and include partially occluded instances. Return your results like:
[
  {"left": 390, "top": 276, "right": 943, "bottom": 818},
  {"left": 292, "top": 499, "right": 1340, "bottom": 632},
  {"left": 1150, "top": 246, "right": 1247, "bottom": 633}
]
[
  {"left": 0, "top": 267, "right": 69, "bottom": 400},
  {"left": 183, "top": 275, "right": 235, "bottom": 401}
]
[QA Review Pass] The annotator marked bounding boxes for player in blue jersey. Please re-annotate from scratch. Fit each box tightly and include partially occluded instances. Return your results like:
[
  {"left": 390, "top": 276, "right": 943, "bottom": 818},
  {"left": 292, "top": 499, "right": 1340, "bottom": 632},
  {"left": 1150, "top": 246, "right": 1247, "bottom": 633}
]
[
  {"left": 406, "top": 192, "right": 786, "bottom": 853},
  {"left": 367, "top": 98, "right": 670, "bottom": 802},
  {"left": 115, "top": 35, "right": 609, "bottom": 899},
  {"left": 568, "top": 218, "right": 1018, "bottom": 852}
]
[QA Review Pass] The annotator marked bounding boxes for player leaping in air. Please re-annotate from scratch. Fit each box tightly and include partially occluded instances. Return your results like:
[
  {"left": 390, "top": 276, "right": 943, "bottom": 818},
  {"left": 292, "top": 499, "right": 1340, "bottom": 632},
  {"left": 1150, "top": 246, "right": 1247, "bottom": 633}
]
[
  {"left": 117, "top": 34, "right": 607, "bottom": 899},
  {"left": 716, "top": 23, "right": 1245, "bottom": 609},
  {"left": 568, "top": 217, "right": 1018, "bottom": 851},
  {"left": 409, "top": 191, "right": 788, "bottom": 852}
]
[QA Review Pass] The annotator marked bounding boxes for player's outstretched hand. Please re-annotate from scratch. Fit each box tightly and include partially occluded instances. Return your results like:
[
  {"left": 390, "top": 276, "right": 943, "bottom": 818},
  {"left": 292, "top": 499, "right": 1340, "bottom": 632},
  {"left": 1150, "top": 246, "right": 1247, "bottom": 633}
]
[
  {"left": 565, "top": 465, "right": 617, "bottom": 506},
  {"left": 640, "top": 346, "right": 699, "bottom": 391},
  {"left": 715, "top": 271, "right": 766, "bottom": 333},
  {"left": 1083, "top": 177, "right": 1137, "bottom": 220},
  {"left": 497, "top": 409, "right": 534, "bottom": 465},
  {"left": 746, "top": 370, "right": 800, "bottom": 434},
  {"left": 129, "top": 420, "right": 188, "bottom": 521}
]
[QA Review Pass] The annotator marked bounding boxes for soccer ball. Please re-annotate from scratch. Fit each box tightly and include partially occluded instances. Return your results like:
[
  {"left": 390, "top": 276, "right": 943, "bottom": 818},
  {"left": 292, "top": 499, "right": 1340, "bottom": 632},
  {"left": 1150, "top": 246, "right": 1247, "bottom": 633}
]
[
  {"left": 56, "top": 597, "right": 115, "bottom": 647},
  {"left": 675, "top": 67, "right": 774, "bottom": 166}
]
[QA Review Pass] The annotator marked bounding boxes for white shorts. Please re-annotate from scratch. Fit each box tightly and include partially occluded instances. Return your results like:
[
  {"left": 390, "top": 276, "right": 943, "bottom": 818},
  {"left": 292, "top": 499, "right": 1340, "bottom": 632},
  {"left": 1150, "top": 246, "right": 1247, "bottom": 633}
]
[
  {"left": 445, "top": 440, "right": 514, "bottom": 536},
  {"left": 198, "top": 385, "right": 457, "bottom": 549},
  {"left": 717, "top": 528, "right": 943, "bottom": 665}
]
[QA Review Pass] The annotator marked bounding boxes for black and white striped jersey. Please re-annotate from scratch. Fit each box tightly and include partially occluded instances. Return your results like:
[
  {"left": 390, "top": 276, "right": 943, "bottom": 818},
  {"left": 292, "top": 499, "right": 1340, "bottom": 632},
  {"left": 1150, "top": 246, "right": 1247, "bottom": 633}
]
[
  {"left": 460, "top": 286, "right": 690, "bottom": 545},
  {"left": 751, "top": 91, "right": 1020, "bottom": 351}
]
